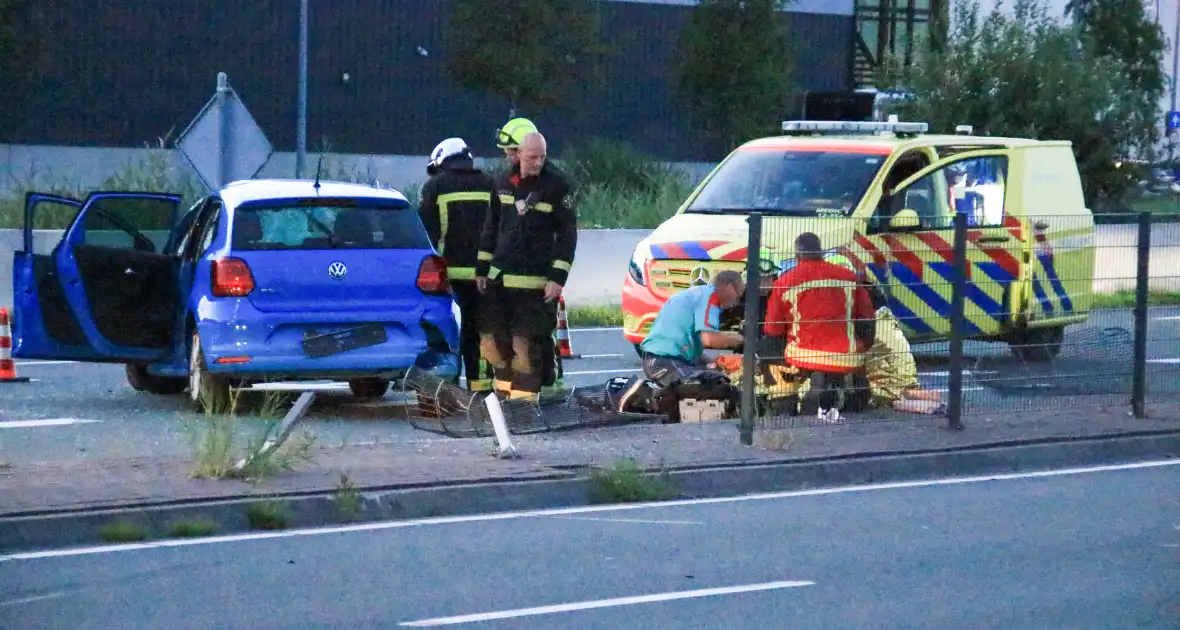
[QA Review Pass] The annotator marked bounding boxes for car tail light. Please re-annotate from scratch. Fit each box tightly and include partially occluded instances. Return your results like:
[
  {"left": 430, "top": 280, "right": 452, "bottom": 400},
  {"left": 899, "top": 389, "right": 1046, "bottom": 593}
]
[
  {"left": 417, "top": 255, "right": 450, "bottom": 295},
  {"left": 212, "top": 257, "right": 255, "bottom": 297}
]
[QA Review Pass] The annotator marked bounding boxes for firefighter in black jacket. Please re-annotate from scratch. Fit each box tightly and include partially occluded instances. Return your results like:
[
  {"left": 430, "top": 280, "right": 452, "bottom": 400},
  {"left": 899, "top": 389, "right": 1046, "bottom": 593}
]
[
  {"left": 475, "top": 131, "right": 577, "bottom": 400},
  {"left": 419, "top": 137, "right": 496, "bottom": 393}
]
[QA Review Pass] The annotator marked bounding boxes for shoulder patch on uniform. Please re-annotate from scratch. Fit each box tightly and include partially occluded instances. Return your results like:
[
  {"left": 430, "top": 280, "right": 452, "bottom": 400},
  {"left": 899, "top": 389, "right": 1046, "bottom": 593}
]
[{"left": 562, "top": 193, "right": 574, "bottom": 209}]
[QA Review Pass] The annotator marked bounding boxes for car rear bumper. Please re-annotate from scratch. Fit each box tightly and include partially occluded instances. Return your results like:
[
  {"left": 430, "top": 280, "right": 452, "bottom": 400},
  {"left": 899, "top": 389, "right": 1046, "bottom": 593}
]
[{"left": 195, "top": 298, "right": 460, "bottom": 381}]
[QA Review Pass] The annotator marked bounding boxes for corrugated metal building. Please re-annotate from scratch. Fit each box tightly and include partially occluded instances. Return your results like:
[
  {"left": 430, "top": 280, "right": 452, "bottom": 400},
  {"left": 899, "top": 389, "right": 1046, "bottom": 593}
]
[{"left": 1, "top": 0, "right": 863, "bottom": 161}]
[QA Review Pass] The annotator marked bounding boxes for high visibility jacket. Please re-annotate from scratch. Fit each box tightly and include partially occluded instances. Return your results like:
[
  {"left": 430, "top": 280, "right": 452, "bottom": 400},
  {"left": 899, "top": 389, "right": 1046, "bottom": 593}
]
[
  {"left": 476, "top": 163, "right": 577, "bottom": 289},
  {"left": 762, "top": 258, "right": 876, "bottom": 373},
  {"left": 418, "top": 157, "right": 495, "bottom": 281}
]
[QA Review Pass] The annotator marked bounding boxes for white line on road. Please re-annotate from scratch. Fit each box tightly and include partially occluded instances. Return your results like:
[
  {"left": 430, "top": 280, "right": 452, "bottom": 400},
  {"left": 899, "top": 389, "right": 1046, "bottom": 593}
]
[
  {"left": 0, "top": 591, "right": 71, "bottom": 607},
  {"left": 397, "top": 580, "right": 816, "bottom": 627},
  {"left": 576, "top": 353, "right": 626, "bottom": 359},
  {"left": 5, "top": 458, "right": 1179, "bottom": 563},
  {"left": 1149, "top": 358, "right": 1180, "bottom": 364},
  {"left": 0, "top": 418, "right": 100, "bottom": 429},
  {"left": 1154, "top": 316, "right": 1180, "bottom": 321},
  {"left": 571, "top": 327, "right": 624, "bottom": 333},
  {"left": 13, "top": 360, "right": 77, "bottom": 367},
  {"left": 551, "top": 516, "right": 702, "bottom": 525},
  {"left": 566, "top": 368, "right": 639, "bottom": 376},
  {"left": 246, "top": 382, "right": 350, "bottom": 391}
]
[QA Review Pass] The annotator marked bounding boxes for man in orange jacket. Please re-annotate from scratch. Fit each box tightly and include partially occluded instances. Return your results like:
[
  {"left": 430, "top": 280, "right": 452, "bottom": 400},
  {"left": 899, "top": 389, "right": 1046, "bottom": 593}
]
[{"left": 763, "top": 232, "right": 875, "bottom": 422}]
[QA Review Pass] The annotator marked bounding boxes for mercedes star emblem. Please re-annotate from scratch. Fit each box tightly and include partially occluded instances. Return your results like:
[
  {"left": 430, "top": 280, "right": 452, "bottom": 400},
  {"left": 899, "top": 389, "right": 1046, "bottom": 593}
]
[
  {"left": 688, "top": 266, "right": 711, "bottom": 286},
  {"left": 328, "top": 262, "right": 347, "bottom": 280}
]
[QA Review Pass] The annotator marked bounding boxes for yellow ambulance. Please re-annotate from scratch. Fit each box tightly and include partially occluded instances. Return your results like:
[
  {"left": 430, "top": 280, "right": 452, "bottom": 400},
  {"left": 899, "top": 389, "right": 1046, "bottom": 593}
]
[{"left": 620, "top": 119, "right": 1097, "bottom": 362}]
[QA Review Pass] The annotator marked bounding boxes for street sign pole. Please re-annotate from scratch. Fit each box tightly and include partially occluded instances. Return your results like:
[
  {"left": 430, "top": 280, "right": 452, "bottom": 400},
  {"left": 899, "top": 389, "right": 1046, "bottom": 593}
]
[
  {"left": 216, "top": 72, "right": 231, "bottom": 189},
  {"left": 1170, "top": 3, "right": 1179, "bottom": 163},
  {"left": 296, "top": 0, "right": 309, "bottom": 178},
  {"left": 177, "top": 73, "right": 275, "bottom": 193}
]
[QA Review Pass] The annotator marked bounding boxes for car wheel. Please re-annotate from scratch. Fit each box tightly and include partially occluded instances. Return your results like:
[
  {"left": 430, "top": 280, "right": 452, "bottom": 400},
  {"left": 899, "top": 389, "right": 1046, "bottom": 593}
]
[
  {"left": 189, "top": 332, "right": 231, "bottom": 413},
  {"left": 348, "top": 378, "right": 389, "bottom": 399},
  {"left": 1009, "top": 326, "right": 1065, "bottom": 363},
  {"left": 125, "top": 363, "right": 187, "bottom": 395}
]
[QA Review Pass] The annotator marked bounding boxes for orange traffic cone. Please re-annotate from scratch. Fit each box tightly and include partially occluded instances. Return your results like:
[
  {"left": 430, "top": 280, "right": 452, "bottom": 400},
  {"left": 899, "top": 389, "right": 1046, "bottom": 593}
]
[
  {"left": 555, "top": 297, "right": 577, "bottom": 359},
  {"left": 0, "top": 308, "right": 29, "bottom": 383}
]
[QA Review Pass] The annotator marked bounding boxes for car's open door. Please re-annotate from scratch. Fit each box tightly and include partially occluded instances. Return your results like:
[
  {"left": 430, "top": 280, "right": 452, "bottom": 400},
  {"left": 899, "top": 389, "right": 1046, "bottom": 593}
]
[
  {"left": 12, "top": 193, "right": 88, "bottom": 359},
  {"left": 13, "top": 191, "right": 184, "bottom": 362}
]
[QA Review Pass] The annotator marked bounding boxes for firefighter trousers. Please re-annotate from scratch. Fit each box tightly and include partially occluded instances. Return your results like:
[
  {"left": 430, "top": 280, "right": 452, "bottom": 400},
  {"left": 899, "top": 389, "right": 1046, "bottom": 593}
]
[
  {"left": 478, "top": 282, "right": 558, "bottom": 397},
  {"left": 452, "top": 281, "right": 494, "bottom": 392}
]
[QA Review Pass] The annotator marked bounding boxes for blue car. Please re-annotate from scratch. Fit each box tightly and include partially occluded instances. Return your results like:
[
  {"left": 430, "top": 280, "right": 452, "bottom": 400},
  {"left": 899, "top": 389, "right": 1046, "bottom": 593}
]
[{"left": 11, "top": 179, "right": 461, "bottom": 411}]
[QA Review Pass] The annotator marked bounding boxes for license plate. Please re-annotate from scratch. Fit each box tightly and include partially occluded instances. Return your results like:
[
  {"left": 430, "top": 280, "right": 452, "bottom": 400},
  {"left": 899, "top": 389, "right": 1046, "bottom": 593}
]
[{"left": 301, "top": 324, "right": 387, "bottom": 358}]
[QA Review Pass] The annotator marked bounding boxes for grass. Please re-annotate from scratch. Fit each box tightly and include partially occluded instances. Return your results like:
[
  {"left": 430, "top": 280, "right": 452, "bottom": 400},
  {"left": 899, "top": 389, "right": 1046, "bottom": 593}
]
[
  {"left": 587, "top": 460, "right": 679, "bottom": 504},
  {"left": 566, "top": 304, "right": 624, "bottom": 328},
  {"left": 245, "top": 501, "right": 290, "bottom": 530},
  {"left": 332, "top": 472, "right": 362, "bottom": 520},
  {"left": 99, "top": 522, "right": 149, "bottom": 543},
  {"left": 1092, "top": 291, "right": 1180, "bottom": 309},
  {"left": 184, "top": 387, "right": 316, "bottom": 481},
  {"left": 168, "top": 519, "right": 219, "bottom": 538}
]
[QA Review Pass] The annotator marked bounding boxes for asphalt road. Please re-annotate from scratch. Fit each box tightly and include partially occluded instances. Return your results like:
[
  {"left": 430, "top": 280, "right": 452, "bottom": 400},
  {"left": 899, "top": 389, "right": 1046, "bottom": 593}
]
[
  {"left": 2, "top": 309, "right": 1179, "bottom": 465},
  {"left": 2, "top": 460, "right": 1178, "bottom": 629}
]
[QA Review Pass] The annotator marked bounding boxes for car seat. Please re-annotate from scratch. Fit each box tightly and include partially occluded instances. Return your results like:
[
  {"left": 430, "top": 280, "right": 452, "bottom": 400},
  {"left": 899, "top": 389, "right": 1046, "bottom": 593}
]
[
  {"left": 234, "top": 213, "right": 263, "bottom": 248},
  {"left": 334, "top": 211, "right": 372, "bottom": 246}
]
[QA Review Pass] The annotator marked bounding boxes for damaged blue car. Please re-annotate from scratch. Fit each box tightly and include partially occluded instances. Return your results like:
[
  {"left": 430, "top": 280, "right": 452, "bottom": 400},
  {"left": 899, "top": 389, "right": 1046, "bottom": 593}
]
[{"left": 11, "top": 179, "right": 461, "bottom": 411}]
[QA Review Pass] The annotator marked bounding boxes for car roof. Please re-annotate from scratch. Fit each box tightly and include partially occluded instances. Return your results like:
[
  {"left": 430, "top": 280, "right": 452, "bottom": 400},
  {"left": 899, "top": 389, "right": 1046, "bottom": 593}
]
[
  {"left": 217, "top": 179, "right": 409, "bottom": 208},
  {"left": 740, "top": 133, "right": 1045, "bottom": 154}
]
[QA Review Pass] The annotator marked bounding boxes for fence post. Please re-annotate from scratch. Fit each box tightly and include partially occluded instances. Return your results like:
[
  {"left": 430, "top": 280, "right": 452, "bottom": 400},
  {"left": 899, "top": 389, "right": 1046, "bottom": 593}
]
[
  {"left": 946, "top": 211, "right": 967, "bottom": 430},
  {"left": 1131, "top": 210, "right": 1152, "bottom": 418},
  {"left": 740, "top": 213, "right": 763, "bottom": 446}
]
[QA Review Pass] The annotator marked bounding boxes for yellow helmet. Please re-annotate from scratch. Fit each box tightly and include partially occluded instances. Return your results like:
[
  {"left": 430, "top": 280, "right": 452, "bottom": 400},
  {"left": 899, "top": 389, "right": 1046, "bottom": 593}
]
[
  {"left": 496, "top": 117, "right": 539, "bottom": 148},
  {"left": 824, "top": 253, "right": 855, "bottom": 272}
]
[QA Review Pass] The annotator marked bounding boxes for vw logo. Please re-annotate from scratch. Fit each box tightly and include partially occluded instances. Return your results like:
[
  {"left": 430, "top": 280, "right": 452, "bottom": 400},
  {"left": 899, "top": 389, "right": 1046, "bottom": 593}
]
[
  {"left": 688, "top": 266, "right": 711, "bottom": 286},
  {"left": 327, "top": 262, "right": 347, "bottom": 280}
]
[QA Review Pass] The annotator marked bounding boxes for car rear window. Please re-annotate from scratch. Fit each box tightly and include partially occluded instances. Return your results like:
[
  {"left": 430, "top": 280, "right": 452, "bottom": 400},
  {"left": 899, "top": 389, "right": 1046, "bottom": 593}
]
[{"left": 231, "top": 198, "right": 429, "bottom": 251}]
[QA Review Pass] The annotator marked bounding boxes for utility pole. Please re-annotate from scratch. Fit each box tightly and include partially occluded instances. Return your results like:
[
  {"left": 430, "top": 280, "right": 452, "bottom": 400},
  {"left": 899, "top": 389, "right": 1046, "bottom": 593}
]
[{"left": 296, "top": 0, "right": 309, "bottom": 178}]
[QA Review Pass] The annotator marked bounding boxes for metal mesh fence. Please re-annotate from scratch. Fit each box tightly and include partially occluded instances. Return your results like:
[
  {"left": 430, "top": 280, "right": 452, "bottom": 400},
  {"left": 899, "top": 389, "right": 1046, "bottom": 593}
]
[{"left": 744, "top": 211, "right": 1180, "bottom": 432}]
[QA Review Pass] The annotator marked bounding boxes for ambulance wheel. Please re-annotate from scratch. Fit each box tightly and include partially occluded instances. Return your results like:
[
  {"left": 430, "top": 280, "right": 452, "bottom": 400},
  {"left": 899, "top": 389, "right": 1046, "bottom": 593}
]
[
  {"left": 1009, "top": 326, "right": 1064, "bottom": 363},
  {"left": 348, "top": 378, "right": 390, "bottom": 399},
  {"left": 125, "top": 363, "right": 187, "bottom": 395}
]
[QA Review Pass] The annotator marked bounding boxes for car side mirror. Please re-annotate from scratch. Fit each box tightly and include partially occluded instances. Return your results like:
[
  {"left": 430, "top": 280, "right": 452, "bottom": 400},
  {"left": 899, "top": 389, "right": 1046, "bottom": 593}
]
[{"left": 889, "top": 209, "right": 920, "bottom": 230}]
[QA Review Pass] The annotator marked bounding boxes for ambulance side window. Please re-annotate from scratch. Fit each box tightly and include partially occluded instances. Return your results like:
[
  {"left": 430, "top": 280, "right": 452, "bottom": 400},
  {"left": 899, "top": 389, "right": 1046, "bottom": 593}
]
[
  {"left": 902, "top": 155, "right": 1008, "bottom": 230},
  {"left": 869, "top": 151, "right": 930, "bottom": 233}
]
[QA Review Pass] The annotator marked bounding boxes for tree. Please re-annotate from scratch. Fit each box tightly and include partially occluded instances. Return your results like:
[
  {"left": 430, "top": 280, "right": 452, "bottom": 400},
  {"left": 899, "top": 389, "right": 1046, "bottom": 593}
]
[
  {"left": 0, "top": 0, "right": 37, "bottom": 79},
  {"left": 442, "top": 0, "right": 610, "bottom": 114},
  {"left": 887, "top": 0, "right": 1147, "bottom": 209},
  {"left": 1065, "top": 0, "right": 1166, "bottom": 154},
  {"left": 674, "top": 0, "right": 794, "bottom": 154}
]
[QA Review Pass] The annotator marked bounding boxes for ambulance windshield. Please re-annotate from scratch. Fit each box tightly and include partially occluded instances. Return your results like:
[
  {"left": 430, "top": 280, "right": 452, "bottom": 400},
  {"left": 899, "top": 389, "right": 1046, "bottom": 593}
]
[{"left": 685, "top": 149, "right": 886, "bottom": 217}]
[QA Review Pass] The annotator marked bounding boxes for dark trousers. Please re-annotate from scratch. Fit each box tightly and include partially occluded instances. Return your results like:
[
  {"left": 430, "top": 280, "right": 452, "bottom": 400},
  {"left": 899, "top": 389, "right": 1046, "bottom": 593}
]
[
  {"left": 479, "top": 282, "right": 558, "bottom": 395},
  {"left": 452, "top": 281, "right": 494, "bottom": 391}
]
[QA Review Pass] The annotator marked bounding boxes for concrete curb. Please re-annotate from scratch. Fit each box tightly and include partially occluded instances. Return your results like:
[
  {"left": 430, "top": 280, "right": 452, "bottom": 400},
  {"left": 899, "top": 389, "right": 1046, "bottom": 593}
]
[{"left": 3, "top": 428, "right": 1179, "bottom": 554}]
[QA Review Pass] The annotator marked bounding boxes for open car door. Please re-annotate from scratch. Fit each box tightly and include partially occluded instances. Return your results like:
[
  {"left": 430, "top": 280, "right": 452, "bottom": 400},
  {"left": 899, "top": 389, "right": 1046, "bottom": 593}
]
[
  {"left": 12, "top": 191, "right": 183, "bottom": 362},
  {"left": 875, "top": 149, "right": 1026, "bottom": 340}
]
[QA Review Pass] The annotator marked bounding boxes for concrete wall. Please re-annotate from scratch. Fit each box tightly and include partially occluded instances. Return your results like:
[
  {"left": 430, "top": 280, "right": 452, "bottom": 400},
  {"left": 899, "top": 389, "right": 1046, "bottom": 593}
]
[{"left": 3, "top": 225, "right": 1178, "bottom": 312}]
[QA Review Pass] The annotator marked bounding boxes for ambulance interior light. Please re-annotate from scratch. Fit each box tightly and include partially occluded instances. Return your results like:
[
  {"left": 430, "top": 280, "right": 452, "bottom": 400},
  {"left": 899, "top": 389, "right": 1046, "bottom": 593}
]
[{"left": 780, "top": 120, "right": 929, "bottom": 135}]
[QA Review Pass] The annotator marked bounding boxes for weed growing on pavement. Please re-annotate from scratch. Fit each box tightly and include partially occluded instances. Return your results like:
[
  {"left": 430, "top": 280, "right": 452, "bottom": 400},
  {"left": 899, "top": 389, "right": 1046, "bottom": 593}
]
[
  {"left": 245, "top": 501, "right": 289, "bottom": 530},
  {"left": 100, "top": 522, "right": 149, "bottom": 543},
  {"left": 168, "top": 519, "right": 219, "bottom": 538},
  {"left": 753, "top": 427, "right": 795, "bottom": 452},
  {"left": 185, "top": 388, "right": 316, "bottom": 481},
  {"left": 588, "top": 460, "right": 678, "bottom": 504},
  {"left": 333, "top": 472, "right": 362, "bottom": 520}
]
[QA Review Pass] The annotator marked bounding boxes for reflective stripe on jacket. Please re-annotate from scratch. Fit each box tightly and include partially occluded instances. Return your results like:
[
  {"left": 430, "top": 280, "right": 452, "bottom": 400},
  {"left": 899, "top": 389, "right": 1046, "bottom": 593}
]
[
  {"left": 418, "top": 158, "right": 495, "bottom": 280},
  {"left": 762, "top": 258, "right": 876, "bottom": 373}
]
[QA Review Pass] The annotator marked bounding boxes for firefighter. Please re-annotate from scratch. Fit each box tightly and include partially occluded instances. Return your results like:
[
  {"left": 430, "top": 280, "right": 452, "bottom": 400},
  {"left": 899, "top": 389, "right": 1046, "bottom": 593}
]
[
  {"left": 475, "top": 132, "right": 577, "bottom": 400},
  {"left": 763, "top": 233, "right": 876, "bottom": 423},
  {"left": 418, "top": 137, "right": 497, "bottom": 393},
  {"left": 494, "top": 116, "right": 564, "bottom": 393}
]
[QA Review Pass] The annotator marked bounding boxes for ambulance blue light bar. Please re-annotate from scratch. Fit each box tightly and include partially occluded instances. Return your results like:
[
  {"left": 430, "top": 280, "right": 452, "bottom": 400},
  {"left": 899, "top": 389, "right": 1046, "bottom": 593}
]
[{"left": 780, "top": 120, "right": 929, "bottom": 134}]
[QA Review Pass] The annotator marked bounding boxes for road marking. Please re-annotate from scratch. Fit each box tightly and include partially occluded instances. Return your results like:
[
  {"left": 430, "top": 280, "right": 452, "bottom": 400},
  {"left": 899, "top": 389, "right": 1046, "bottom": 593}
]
[
  {"left": 1149, "top": 358, "right": 1180, "bottom": 364},
  {"left": 0, "top": 418, "right": 100, "bottom": 429},
  {"left": 551, "top": 516, "right": 702, "bottom": 525},
  {"left": 14, "top": 360, "right": 77, "bottom": 367},
  {"left": 0, "top": 591, "right": 71, "bottom": 607},
  {"left": 397, "top": 580, "right": 816, "bottom": 627},
  {"left": 571, "top": 327, "right": 624, "bottom": 333},
  {"left": 919, "top": 370, "right": 998, "bottom": 377},
  {"left": 5, "top": 458, "right": 1179, "bottom": 563},
  {"left": 1154, "top": 316, "right": 1180, "bottom": 321},
  {"left": 246, "top": 382, "right": 350, "bottom": 391},
  {"left": 577, "top": 353, "right": 626, "bottom": 359}
]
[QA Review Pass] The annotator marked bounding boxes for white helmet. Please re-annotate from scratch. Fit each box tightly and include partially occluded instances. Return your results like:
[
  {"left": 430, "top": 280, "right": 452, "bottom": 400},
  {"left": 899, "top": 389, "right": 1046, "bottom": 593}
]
[{"left": 427, "top": 137, "right": 470, "bottom": 174}]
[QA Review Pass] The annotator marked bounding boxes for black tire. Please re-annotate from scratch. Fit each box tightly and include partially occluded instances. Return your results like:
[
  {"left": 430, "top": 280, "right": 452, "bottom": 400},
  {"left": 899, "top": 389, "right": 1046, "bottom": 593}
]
[
  {"left": 189, "top": 332, "right": 231, "bottom": 413},
  {"left": 348, "top": 378, "right": 390, "bottom": 399},
  {"left": 1009, "top": 326, "right": 1065, "bottom": 363},
  {"left": 125, "top": 363, "right": 187, "bottom": 395}
]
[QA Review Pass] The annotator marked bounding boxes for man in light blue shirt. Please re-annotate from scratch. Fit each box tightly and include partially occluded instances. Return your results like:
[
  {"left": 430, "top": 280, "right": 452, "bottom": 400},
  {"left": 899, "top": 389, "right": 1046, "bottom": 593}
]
[{"left": 638, "top": 270, "right": 745, "bottom": 388}]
